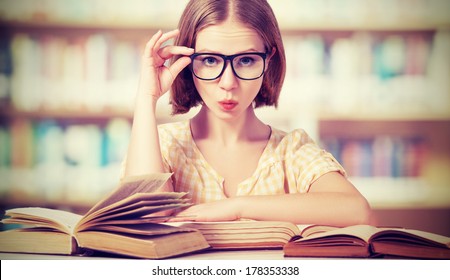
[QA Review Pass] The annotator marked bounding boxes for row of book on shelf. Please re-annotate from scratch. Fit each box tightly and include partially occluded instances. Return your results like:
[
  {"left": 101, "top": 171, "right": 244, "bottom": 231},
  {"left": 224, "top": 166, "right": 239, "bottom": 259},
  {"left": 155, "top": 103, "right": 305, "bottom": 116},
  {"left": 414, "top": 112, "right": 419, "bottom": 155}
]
[
  {"left": 0, "top": 173, "right": 449, "bottom": 259},
  {"left": 321, "top": 136, "right": 428, "bottom": 178},
  {"left": 281, "top": 30, "right": 450, "bottom": 115},
  {"left": 1, "top": 29, "right": 449, "bottom": 115},
  {"left": 0, "top": 118, "right": 130, "bottom": 204},
  {"left": 0, "top": 32, "right": 141, "bottom": 113},
  {"left": 1, "top": 118, "right": 130, "bottom": 168}
]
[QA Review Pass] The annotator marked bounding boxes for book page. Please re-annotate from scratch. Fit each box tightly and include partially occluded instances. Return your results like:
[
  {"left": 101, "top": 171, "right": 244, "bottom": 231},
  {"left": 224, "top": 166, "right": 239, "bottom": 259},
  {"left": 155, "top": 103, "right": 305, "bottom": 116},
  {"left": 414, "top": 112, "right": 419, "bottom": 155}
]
[
  {"left": 168, "top": 221, "right": 302, "bottom": 238},
  {"left": 75, "top": 229, "right": 209, "bottom": 259},
  {"left": 297, "top": 224, "right": 340, "bottom": 237},
  {"left": 78, "top": 193, "right": 188, "bottom": 230},
  {"left": 82, "top": 173, "right": 172, "bottom": 218},
  {"left": 85, "top": 223, "right": 196, "bottom": 236},
  {"left": 372, "top": 227, "right": 450, "bottom": 247},
  {"left": 3, "top": 207, "right": 83, "bottom": 235},
  {"left": 293, "top": 224, "right": 379, "bottom": 243},
  {"left": 0, "top": 228, "right": 75, "bottom": 255},
  {"left": 167, "top": 221, "right": 301, "bottom": 249},
  {"left": 86, "top": 216, "right": 172, "bottom": 225},
  {"left": 86, "top": 193, "right": 187, "bottom": 220},
  {"left": 78, "top": 202, "right": 191, "bottom": 231}
]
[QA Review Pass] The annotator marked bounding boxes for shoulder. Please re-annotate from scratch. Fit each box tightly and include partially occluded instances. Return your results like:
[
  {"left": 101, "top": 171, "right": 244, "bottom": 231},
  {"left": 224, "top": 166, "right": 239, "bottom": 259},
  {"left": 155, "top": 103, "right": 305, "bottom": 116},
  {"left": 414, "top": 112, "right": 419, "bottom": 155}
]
[
  {"left": 262, "top": 126, "right": 319, "bottom": 166},
  {"left": 261, "top": 127, "right": 345, "bottom": 193},
  {"left": 269, "top": 127, "right": 336, "bottom": 165},
  {"left": 158, "top": 120, "right": 190, "bottom": 133},
  {"left": 270, "top": 127, "right": 315, "bottom": 151},
  {"left": 158, "top": 120, "right": 190, "bottom": 140},
  {"left": 157, "top": 120, "right": 192, "bottom": 153}
]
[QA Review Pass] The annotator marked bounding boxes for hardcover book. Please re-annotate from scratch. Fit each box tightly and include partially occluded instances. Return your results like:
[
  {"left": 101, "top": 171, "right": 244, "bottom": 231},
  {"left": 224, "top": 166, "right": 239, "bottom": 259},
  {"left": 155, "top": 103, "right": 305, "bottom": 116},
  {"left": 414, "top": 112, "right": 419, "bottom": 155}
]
[
  {"left": 284, "top": 224, "right": 450, "bottom": 259},
  {"left": 0, "top": 173, "right": 210, "bottom": 259}
]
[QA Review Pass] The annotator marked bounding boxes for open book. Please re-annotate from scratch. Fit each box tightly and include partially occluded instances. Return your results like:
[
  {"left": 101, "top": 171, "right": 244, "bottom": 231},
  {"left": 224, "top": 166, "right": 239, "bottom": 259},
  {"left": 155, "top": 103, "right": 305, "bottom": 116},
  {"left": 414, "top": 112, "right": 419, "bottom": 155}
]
[
  {"left": 284, "top": 224, "right": 450, "bottom": 259},
  {"left": 169, "top": 221, "right": 450, "bottom": 259},
  {"left": 0, "top": 173, "right": 210, "bottom": 259}
]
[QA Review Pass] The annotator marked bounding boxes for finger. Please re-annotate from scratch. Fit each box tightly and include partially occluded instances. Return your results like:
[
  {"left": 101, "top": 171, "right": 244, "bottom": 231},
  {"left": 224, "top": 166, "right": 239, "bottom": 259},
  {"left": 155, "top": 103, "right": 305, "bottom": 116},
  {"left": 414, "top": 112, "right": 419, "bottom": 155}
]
[
  {"left": 143, "top": 30, "right": 162, "bottom": 57},
  {"left": 153, "top": 29, "right": 180, "bottom": 53},
  {"left": 158, "top": 45, "right": 194, "bottom": 60},
  {"left": 167, "top": 215, "right": 197, "bottom": 223},
  {"left": 168, "top": 56, "right": 192, "bottom": 78},
  {"left": 159, "top": 57, "right": 191, "bottom": 87}
]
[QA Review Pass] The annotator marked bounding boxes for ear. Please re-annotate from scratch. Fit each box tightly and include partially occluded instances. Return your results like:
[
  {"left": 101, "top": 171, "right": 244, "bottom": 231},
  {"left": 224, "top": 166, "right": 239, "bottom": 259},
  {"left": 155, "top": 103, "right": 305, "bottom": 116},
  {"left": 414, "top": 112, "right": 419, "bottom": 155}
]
[
  {"left": 269, "top": 47, "right": 276, "bottom": 58},
  {"left": 266, "top": 47, "right": 276, "bottom": 66}
]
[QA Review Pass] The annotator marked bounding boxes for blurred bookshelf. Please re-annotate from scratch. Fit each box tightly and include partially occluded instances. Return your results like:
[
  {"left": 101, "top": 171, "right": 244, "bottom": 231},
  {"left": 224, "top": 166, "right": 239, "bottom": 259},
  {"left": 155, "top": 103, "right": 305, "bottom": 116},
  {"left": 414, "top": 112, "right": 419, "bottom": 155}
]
[{"left": 0, "top": 0, "right": 449, "bottom": 233}]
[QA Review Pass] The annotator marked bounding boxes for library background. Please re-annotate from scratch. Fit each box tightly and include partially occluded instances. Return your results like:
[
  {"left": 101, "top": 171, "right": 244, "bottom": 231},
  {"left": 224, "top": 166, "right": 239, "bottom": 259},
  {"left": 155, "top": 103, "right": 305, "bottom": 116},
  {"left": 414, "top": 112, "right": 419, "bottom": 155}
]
[{"left": 0, "top": 0, "right": 449, "bottom": 235}]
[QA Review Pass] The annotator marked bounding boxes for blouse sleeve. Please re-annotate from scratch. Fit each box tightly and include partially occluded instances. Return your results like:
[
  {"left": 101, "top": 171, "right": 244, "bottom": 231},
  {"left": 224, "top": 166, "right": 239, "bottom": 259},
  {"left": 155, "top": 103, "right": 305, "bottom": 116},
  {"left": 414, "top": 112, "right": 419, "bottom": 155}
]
[
  {"left": 286, "top": 129, "right": 346, "bottom": 193},
  {"left": 157, "top": 125, "right": 174, "bottom": 174}
]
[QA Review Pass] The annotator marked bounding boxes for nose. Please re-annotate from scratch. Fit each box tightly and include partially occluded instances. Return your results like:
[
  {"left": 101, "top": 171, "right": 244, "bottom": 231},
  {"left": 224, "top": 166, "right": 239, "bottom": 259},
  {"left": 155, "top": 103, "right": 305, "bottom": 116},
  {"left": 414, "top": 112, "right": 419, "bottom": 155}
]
[{"left": 218, "top": 61, "right": 238, "bottom": 90}]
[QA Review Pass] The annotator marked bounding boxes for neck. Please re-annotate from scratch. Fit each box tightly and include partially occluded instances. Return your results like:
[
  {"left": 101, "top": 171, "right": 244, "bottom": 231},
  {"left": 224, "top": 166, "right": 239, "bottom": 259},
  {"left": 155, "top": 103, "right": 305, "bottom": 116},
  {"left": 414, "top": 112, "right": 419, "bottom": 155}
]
[{"left": 191, "top": 106, "right": 268, "bottom": 146}]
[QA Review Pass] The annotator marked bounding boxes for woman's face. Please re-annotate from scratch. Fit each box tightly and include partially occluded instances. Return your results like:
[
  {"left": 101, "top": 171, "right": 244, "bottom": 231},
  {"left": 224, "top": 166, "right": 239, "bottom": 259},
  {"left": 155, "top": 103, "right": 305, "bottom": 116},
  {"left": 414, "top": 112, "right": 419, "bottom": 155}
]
[{"left": 193, "top": 19, "right": 267, "bottom": 120}]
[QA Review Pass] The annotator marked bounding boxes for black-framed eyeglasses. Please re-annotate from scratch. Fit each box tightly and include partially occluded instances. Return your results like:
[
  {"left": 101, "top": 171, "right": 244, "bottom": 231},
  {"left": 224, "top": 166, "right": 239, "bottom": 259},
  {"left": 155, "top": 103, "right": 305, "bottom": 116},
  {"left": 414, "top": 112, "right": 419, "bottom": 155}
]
[{"left": 190, "top": 52, "right": 268, "bottom": 81}]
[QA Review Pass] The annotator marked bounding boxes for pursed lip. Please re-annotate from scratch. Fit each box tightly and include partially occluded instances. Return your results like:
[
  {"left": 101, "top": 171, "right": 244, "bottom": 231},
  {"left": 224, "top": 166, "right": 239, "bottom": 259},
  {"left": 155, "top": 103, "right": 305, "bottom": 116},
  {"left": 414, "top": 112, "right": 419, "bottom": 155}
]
[{"left": 218, "top": 100, "right": 238, "bottom": 111}]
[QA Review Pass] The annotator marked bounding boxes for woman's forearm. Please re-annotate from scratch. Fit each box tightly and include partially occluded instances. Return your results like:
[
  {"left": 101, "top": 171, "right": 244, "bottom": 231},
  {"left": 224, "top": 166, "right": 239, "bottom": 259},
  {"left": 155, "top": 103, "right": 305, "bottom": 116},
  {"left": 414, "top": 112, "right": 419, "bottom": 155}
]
[
  {"left": 122, "top": 30, "right": 191, "bottom": 193},
  {"left": 237, "top": 192, "right": 372, "bottom": 226},
  {"left": 124, "top": 94, "right": 165, "bottom": 176},
  {"left": 173, "top": 172, "right": 372, "bottom": 226},
  {"left": 124, "top": 94, "right": 174, "bottom": 193}
]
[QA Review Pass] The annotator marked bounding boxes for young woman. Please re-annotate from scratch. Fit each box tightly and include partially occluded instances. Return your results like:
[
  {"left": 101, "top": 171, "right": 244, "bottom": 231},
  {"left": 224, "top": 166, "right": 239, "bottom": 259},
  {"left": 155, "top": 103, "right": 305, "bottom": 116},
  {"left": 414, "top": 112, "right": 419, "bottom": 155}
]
[{"left": 123, "top": 0, "right": 372, "bottom": 226}]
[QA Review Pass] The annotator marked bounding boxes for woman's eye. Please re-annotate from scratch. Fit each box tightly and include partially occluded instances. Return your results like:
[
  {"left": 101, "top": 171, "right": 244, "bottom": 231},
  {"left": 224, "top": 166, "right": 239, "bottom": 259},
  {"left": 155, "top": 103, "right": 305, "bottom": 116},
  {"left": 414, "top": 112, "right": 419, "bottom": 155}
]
[
  {"left": 203, "top": 57, "right": 218, "bottom": 66},
  {"left": 238, "top": 56, "right": 255, "bottom": 66}
]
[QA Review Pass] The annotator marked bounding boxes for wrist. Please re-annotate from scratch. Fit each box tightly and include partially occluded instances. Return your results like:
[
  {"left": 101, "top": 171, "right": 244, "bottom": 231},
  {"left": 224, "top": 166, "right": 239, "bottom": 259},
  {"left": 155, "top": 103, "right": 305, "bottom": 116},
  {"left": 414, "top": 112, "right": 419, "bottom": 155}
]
[
  {"left": 233, "top": 196, "right": 246, "bottom": 220},
  {"left": 134, "top": 92, "right": 159, "bottom": 111}
]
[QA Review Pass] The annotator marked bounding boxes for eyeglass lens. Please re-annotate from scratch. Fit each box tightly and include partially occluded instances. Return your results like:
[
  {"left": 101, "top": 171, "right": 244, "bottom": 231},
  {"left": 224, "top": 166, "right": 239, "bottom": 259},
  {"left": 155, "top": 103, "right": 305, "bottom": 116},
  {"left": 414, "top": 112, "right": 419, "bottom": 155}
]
[{"left": 191, "top": 53, "right": 265, "bottom": 80}]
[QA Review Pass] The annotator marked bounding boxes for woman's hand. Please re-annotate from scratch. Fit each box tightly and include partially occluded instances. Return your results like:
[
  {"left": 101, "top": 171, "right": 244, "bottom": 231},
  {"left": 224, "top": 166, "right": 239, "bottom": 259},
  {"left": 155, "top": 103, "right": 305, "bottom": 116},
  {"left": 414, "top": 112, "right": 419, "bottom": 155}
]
[
  {"left": 170, "top": 198, "right": 244, "bottom": 222},
  {"left": 137, "top": 29, "right": 194, "bottom": 101}
]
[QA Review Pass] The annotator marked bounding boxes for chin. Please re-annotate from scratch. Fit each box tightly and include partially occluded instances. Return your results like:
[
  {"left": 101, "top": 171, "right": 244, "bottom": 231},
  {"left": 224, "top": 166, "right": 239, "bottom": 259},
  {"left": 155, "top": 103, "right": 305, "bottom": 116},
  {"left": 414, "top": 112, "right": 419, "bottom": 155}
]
[{"left": 212, "top": 108, "right": 242, "bottom": 121}]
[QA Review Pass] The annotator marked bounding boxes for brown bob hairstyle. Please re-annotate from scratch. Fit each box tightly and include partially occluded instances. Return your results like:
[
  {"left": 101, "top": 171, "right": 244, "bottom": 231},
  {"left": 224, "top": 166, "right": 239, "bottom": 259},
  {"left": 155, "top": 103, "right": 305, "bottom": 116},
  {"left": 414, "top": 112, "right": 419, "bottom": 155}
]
[{"left": 170, "top": 0, "right": 286, "bottom": 115}]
